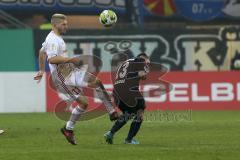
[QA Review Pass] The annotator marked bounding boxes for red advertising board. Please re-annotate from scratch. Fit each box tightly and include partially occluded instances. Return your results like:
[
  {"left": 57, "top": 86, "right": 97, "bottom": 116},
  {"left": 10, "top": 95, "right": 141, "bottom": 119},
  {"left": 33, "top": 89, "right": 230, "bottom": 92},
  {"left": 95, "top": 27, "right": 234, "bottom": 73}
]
[{"left": 46, "top": 71, "right": 240, "bottom": 112}]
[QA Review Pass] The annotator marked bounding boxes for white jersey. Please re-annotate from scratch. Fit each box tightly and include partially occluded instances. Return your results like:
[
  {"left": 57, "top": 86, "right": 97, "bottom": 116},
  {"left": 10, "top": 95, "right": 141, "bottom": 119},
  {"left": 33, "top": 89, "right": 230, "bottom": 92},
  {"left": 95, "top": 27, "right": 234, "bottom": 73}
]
[
  {"left": 41, "top": 31, "right": 88, "bottom": 101},
  {"left": 41, "top": 31, "right": 68, "bottom": 74}
]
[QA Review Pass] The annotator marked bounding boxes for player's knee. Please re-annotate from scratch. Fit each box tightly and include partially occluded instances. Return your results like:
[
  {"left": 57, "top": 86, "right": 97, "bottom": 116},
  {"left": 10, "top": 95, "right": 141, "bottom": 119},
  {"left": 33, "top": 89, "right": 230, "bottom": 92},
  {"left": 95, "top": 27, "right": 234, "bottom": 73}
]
[
  {"left": 139, "top": 114, "right": 144, "bottom": 121},
  {"left": 95, "top": 78, "right": 102, "bottom": 86},
  {"left": 76, "top": 96, "right": 88, "bottom": 109},
  {"left": 119, "top": 113, "right": 130, "bottom": 123},
  {"left": 91, "top": 78, "right": 102, "bottom": 88},
  {"left": 134, "top": 115, "right": 143, "bottom": 123},
  {"left": 136, "top": 110, "right": 144, "bottom": 121},
  {"left": 81, "top": 101, "right": 88, "bottom": 110},
  {"left": 81, "top": 99, "right": 89, "bottom": 109}
]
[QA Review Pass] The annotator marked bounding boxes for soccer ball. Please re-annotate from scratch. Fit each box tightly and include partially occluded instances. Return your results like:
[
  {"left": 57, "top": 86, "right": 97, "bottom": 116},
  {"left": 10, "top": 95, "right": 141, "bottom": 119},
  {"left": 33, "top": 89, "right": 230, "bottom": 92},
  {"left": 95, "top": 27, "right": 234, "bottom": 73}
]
[
  {"left": 0, "top": 129, "right": 4, "bottom": 134},
  {"left": 234, "top": 60, "right": 240, "bottom": 69},
  {"left": 99, "top": 10, "right": 117, "bottom": 27}
]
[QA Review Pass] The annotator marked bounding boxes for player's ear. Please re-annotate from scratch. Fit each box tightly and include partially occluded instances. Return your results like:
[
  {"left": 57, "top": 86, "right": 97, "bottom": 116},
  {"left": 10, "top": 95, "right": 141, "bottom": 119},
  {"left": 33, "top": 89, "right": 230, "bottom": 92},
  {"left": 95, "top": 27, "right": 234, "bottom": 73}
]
[
  {"left": 146, "top": 59, "right": 150, "bottom": 64},
  {"left": 141, "top": 75, "right": 147, "bottom": 80}
]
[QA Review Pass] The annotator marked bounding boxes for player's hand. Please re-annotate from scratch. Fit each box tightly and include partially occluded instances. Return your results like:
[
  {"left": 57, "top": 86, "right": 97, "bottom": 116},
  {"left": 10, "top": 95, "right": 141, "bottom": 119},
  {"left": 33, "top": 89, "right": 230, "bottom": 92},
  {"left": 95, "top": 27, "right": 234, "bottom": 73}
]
[
  {"left": 34, "top": 71, "right": 44, "bottom": 83},
  {"left": 145, "top": 59, "right": 150, "bottom": 65},
  {"left": 138, "top": 71, "right": 147, "bottom": 77},
  {"left": 71, "top": 57, "right": 83, "bottom": 67},
  {"left": 71, "top": 57, "right": 80, "bottom": 65}
]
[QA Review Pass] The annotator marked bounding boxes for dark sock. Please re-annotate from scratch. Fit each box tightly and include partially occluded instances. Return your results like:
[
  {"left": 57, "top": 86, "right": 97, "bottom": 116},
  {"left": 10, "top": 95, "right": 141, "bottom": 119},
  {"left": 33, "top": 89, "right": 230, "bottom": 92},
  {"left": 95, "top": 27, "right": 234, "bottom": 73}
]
[
  {"left": 110, "top": 113, "right": 130, "bottom": 134},
  {"left": 126, "top": 116, "right": 143, "bottom": 141}
]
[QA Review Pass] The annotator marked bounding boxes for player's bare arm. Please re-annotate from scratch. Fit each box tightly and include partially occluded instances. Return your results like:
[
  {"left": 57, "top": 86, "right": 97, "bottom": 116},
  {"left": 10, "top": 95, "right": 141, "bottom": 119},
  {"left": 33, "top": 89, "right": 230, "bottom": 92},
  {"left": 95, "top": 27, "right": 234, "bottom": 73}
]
[
  {"left": 39, "top": 50, "right": 46, "bottom": 72},
  {"left": 48, "top": 55, "right": 83, "bottom": 66},
  {"left": 34, "top": 49, "right": 47, "bottom": 83}
]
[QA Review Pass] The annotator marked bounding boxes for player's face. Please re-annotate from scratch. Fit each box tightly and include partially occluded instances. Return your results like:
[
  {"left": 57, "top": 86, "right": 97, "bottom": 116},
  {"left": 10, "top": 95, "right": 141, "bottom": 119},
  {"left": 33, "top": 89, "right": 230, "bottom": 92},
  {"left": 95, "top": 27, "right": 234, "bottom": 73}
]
[
  {"left": 140, "top": 56, "right": 150, "bottom": 65},
  {"left": 57, "top": 19, "right": 68, "bottom": 35},
  {"left": 145, "top": 58, "right": 150, "bottom": 65}
]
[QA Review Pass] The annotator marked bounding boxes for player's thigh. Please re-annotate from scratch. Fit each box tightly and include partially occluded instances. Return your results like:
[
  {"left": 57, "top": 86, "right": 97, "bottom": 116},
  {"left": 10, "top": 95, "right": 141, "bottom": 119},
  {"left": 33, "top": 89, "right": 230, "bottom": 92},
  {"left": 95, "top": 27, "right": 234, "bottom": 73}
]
[
  {"left": 136, "top": 98, "right": 146, "bottom": 110},
  {"left": 134, "top": 98, "right": 145, "bottom": 120},
  {"left": 56, "top": 84, "right": 78, "bottom": 102},
  {"left": 56, "top": 84, "right": 88, "bottom": 109},
  {"left": 72, "top": 70, "right": 99, "bottom": 88},
  {"left": 126, "top": 98, "right": 146, "bottom": 115},
  {"left": 64, "top": 69, "right": 89, "bottom": 87},
  {"left": 75, "top": 70, "right": 89, "bottom": 87},
  {"left": 67, "top": 85, "right": 88, "bottom": 109},
  {"left": 117, "top": 98, "right": 136, "bottom": 115}
]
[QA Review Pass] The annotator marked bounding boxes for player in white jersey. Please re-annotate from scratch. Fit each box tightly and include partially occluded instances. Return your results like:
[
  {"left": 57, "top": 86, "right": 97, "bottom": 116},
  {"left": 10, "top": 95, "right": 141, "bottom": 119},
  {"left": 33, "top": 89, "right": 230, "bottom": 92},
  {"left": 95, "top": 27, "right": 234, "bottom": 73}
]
[{"left": 34, "top": 13, "right": 118, "bottom": 145}]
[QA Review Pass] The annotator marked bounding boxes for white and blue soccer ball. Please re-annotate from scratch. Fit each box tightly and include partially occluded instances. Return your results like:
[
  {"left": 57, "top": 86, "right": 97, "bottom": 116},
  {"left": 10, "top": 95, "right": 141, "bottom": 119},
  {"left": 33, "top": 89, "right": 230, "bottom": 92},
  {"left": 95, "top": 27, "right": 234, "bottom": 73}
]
[{"left": 99, "top": 10, "right": 117, "bottom": 27}]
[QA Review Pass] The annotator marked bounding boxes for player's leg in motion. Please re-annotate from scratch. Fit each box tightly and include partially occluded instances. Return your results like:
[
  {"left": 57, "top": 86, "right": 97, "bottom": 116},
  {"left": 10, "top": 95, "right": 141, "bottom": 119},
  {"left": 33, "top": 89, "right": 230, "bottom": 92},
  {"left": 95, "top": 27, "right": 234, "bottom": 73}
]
[
  {"left": 66, "top": 96, "right": 88, "bottom": 130},
  {"left": 104, "top": 112, "right": 131, "bottom": 144},
  {"left": 86, "top": 73, "right": 118, "bottom": 120},
  {"left": 61, "top": 95, "right": 88, "bottom": 145},
  {"left": 105, "top": 95, "right": 145, "bottom": 144},
  {"left": 125, "top": 109, "right": 144, "bottom": 144}
]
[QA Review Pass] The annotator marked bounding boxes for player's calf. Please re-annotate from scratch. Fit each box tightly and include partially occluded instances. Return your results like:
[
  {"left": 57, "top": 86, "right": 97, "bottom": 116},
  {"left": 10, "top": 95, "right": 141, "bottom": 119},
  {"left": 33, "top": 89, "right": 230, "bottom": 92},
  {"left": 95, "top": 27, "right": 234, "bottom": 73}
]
[{"left": 126, "top": 111, "right": 144, "bottom": 143}]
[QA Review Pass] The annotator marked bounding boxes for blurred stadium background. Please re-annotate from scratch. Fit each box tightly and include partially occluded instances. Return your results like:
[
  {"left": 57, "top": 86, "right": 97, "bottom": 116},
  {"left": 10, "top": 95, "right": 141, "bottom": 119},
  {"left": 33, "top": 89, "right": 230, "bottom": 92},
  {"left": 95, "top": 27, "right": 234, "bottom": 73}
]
[{"left": 0, "top": 0, "right": 240, "bottom": 160}]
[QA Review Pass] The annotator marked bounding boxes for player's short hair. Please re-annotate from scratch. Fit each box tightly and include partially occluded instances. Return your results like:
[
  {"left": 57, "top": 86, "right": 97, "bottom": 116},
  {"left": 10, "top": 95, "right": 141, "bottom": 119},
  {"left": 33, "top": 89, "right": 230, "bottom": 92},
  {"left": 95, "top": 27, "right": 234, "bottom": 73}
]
[
  {"left": 137, "top": 53, "right": 149, "bottom": 59},
  {"left": 51, "top": 13, "right": 67, "bottom": 24}
]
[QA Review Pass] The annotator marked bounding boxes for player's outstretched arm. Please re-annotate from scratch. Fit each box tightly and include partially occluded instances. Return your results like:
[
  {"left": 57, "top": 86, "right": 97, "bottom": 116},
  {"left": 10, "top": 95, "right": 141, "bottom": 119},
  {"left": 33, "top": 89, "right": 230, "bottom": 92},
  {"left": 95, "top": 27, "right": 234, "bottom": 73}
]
[
  {"left": 34, "top": 50, "right": 46, "bottom": 83},
  {"left": 39, "top": 50, "right": 46, "bottom": 72}
]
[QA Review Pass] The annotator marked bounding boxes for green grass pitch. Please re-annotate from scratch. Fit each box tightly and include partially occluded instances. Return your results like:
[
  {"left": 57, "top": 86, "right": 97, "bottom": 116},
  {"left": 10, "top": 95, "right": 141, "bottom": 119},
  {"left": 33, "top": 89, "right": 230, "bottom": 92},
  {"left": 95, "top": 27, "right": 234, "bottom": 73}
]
[{"left": 0, "top": 111, "right": 240, "bottom": 160}]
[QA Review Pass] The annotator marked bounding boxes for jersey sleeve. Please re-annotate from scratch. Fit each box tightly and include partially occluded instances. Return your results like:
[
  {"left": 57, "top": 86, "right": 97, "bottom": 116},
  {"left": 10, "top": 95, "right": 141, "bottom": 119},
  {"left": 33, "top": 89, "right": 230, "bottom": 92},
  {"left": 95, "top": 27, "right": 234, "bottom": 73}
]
[
  {"left": 126, "top": 63, "right": 138, "bottom": 79},
  {"left": 126, "top": 58, "right": 149, "bottom": 79},
  {"left": 127, "top": 72, "right": 138, "bottom": 79},
  {"left": 40, "top": 42, "right": 46, "bottom": 52},
  {"left": 126, "top": 60, "right": 143, "bottom": 79},
  {"left": 45, "top": 39, "right": 58, "bottom": 59}
]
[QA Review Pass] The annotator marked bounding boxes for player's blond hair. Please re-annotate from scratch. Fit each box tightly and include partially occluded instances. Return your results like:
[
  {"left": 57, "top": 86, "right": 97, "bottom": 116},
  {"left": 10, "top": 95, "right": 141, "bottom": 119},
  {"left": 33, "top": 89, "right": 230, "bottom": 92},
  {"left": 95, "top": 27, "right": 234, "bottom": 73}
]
[{"left": 51, "top": 13, "right": 67, "bottom": 25}]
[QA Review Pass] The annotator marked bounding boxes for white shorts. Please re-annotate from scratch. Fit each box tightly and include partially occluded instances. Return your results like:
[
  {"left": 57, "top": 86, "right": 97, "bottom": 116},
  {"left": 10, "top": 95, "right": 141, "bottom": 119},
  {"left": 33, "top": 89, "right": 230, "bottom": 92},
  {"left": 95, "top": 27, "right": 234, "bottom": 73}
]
[
  {"left": 65, "top": 68, "right": 88, "bottom": 87},
  {"left": 55, "top": 69, "right": 88, "bottom": 102}
]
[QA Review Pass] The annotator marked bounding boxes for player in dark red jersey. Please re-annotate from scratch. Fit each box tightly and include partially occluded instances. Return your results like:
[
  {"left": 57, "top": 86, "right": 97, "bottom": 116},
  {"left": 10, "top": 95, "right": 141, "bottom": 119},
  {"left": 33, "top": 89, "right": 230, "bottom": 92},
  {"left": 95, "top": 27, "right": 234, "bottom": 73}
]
[{"left": 104, "top": 53, "right": 150, "bottom": 144}]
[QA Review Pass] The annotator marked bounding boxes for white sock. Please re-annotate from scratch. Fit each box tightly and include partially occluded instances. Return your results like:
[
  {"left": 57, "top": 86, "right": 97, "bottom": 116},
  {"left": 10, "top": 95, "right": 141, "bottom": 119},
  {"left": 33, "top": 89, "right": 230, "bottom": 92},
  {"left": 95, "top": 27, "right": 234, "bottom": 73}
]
[
  {"left": 66, "top": 121, "right": 75, "bottom": 131},
  {"left": 66, "top": 106, "right": 85, "bottom": 130},
  {"left": 96, "top": 87, "right": 115, "bottom": 114}
]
